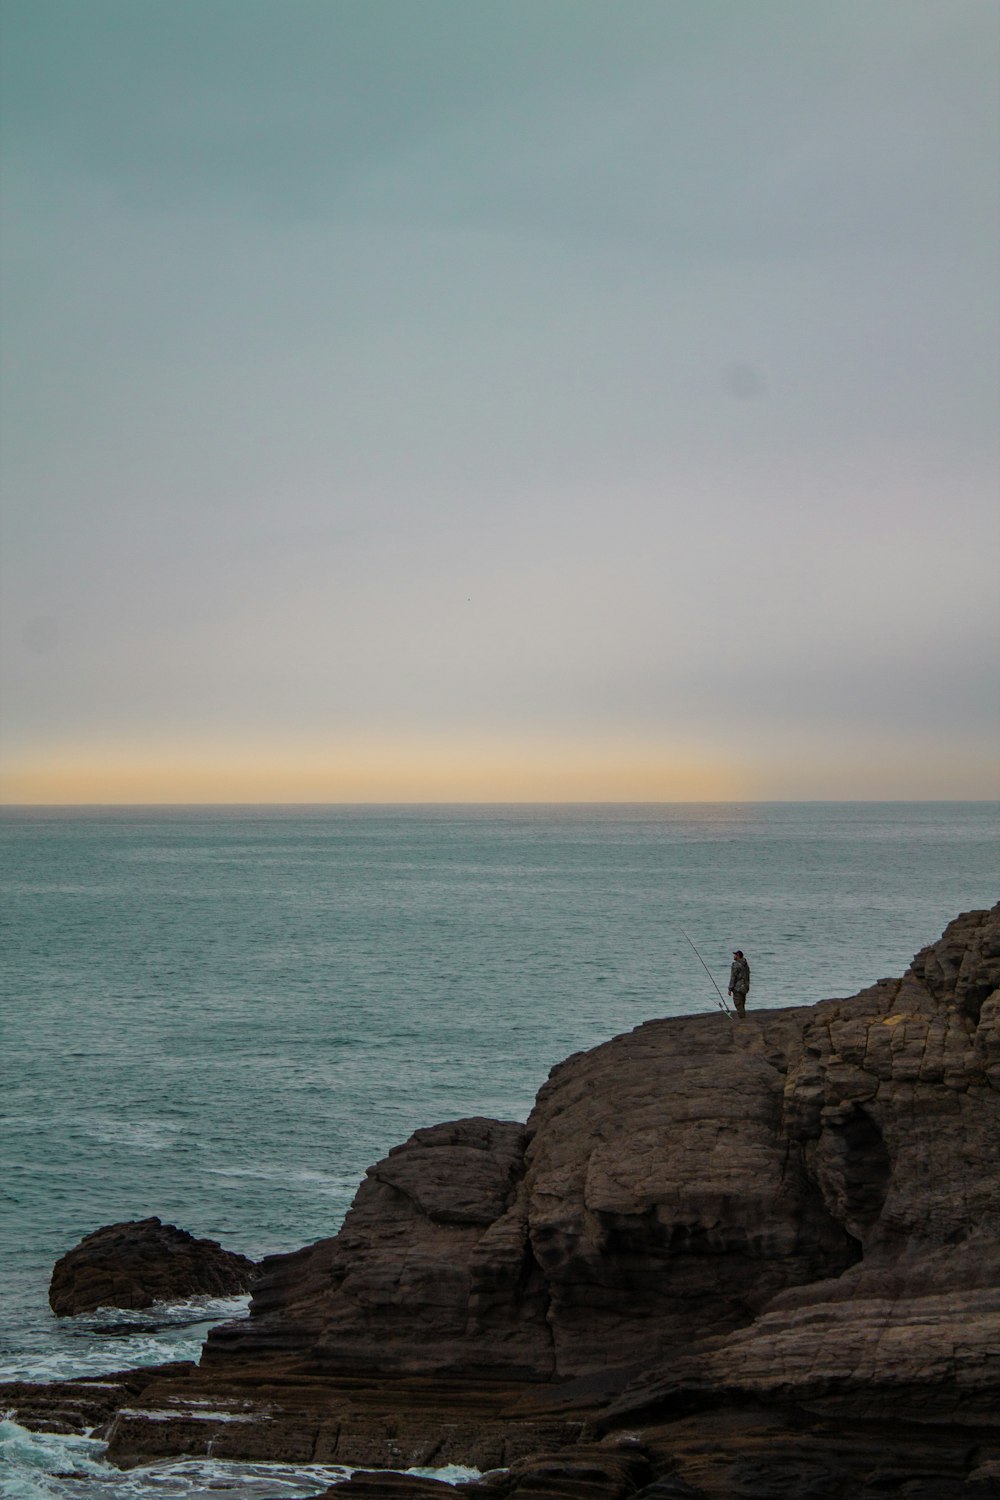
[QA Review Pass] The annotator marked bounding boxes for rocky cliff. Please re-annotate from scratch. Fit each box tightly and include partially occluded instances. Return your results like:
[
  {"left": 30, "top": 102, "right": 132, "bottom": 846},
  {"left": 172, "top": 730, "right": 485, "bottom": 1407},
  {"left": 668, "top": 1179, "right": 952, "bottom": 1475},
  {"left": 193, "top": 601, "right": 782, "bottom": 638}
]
[
  {"left": 202, "top": 904, "right": 1000, "bottom": 1409},
  {"left": 5, "top": 904, "right": 999, "bottom": 1497}
]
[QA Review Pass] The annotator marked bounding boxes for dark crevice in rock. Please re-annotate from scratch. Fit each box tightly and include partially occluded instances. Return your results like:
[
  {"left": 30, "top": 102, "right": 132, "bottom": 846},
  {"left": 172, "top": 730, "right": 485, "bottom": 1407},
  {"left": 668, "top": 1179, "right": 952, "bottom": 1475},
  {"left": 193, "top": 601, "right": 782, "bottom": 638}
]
[
  {"left": 810, "top": 1104, "right": 893, "bottom": 1241},
  {"left": 789, "top": 1143, "right": 864, "bottom": 1278},
  {"left": 838, "top": 1106, "right": 892, "bottom": 1233}
]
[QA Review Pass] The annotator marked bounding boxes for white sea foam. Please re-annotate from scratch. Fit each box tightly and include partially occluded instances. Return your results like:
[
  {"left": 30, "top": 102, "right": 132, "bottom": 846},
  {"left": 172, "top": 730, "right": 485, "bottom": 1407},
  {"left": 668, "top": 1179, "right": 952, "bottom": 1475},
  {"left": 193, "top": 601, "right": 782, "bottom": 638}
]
[
  {"left": 161, "top": 1396, "right": 256, "bottom": 1409},
  {"left": 2, "top": 1297, "right": 251, "bottom": 1383},
  {"left": 82, "top": 1120, "right": 185, "bottom": 1152},
  {"left": 0, "top": 1418, "right": 482, "bottom": 1498},
  {"left": 116, "top": 1408, "right": 258, "bottom": 1423},
  {"left": 0, "top": 1419, "right": 110, "bottom": 1499}
]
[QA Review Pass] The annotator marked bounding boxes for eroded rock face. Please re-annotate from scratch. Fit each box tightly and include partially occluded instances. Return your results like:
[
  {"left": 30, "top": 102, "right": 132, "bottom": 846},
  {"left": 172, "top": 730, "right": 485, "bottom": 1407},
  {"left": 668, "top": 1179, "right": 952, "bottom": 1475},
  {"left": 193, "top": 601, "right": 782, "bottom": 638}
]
[
  {"left": 49, "top": 1217, "right": 257, "bottom": 1315},
  {"left": 206, "top": 1118, "right": 550, "bottom": 1379},
  {"left": 7, "top": 904, "right": 997, "bottom": 1493},
  {"left": 516, "top": 1007, "right": 857, "bottom": 1376},
  {"left": 209, "top": 1027, "right": 841, "bottom": 1380},
  {"left": 205, "top": 904, "right": 999, "bottom": 1397},
  {"left": 202, "top": 904, "right": 1000, "bottom": 1415}
]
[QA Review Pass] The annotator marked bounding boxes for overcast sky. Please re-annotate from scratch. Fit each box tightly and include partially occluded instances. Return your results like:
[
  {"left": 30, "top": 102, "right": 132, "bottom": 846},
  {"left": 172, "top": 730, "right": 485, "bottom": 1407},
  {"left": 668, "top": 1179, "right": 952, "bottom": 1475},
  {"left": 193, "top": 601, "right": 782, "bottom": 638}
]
[{"left": 1, "top": 0, "right": 997, "bottom": 802}]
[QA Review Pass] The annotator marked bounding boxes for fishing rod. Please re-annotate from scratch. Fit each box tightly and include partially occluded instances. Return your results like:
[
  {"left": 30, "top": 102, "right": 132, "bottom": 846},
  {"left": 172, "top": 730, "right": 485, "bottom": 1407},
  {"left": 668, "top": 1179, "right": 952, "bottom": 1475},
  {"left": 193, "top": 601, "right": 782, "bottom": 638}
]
[{"left": 680, "top": 928, "right": 732, "bottom": 1017}]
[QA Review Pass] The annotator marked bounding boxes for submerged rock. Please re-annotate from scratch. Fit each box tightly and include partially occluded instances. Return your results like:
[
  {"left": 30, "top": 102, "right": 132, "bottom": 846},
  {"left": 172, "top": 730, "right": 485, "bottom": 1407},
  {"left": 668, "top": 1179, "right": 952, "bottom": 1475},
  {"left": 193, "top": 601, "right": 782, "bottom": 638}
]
[{"left": 48, "top": 1216, "right": 257, "bottom": 1315}]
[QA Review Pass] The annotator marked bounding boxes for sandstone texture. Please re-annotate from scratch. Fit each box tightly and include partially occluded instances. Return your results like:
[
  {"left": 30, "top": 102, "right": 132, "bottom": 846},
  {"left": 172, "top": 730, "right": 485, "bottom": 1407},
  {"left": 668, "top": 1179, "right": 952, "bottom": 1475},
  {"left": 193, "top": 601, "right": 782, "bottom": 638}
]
[
  {"left": 6, "top": 904, "right": 999, "bottom": 1497},
  {"left": 48, "top": 1216, "right": 258, "bottom": 1315},
  {"left": 204, "top": 905, "right": 1000, "bottom": 1408}
]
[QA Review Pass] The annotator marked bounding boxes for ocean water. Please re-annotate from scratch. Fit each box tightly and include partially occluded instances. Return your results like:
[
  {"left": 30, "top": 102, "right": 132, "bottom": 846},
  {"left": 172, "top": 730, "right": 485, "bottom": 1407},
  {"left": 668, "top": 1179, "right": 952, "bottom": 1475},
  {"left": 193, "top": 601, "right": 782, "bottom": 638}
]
[{"left": 1, "top": 801, "right": 997, "bottom": 1497}]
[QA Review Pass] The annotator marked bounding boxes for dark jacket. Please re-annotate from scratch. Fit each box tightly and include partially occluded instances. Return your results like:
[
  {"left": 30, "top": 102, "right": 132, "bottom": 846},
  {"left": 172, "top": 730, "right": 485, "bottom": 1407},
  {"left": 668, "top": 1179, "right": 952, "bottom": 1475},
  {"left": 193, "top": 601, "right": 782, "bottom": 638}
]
[{"left": 729, "top": 957, "right": 750, "bottom": 994}]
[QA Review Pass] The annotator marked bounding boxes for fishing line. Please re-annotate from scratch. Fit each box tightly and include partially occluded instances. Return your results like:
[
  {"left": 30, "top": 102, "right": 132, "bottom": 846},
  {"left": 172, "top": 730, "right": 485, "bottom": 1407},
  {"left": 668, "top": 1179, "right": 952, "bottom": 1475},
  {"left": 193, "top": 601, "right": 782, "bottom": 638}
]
[{"left": 680, "top": 928, "right": 732, "bottom": 1017}]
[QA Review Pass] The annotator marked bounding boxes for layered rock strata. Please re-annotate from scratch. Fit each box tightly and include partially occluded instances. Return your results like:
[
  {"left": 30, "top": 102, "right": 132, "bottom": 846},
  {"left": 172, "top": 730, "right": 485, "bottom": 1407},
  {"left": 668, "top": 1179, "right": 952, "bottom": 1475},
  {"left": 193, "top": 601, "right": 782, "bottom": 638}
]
[
  {"left": 204, "top": 905, "right": 1000, "bottom": 1406},
  {"left": 5, "top": 904, "right": 999, "bottom": 1497}
]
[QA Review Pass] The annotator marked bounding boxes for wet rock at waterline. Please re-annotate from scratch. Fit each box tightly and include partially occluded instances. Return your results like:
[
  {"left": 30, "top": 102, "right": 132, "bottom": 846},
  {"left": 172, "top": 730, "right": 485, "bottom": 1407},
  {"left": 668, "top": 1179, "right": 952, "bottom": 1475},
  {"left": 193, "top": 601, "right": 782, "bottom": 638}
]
[{"left": 49, "top": 1216, "right": 258, "bottom": 1315}]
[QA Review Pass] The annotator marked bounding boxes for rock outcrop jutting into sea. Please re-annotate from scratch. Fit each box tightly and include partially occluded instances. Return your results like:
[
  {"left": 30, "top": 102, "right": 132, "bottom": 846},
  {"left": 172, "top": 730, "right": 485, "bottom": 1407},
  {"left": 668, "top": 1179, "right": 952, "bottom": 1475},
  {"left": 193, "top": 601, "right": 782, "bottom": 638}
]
[{"left": 5, "top": 905, "right": 1000, "bottom": 1497}]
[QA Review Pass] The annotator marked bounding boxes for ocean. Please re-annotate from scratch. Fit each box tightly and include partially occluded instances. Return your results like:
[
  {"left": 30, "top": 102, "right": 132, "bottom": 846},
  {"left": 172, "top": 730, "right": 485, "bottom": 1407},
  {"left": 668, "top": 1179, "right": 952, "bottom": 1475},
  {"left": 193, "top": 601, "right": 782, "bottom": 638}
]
[{"left": 1, "top": 801, "right": 998, "bottom": 1497}]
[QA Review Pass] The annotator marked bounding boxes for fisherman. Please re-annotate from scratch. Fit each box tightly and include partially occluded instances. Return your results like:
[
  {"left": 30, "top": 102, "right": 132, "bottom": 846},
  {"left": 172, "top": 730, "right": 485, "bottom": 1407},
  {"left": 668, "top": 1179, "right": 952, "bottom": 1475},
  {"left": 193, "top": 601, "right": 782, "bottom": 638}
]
[{"left": 728, "top": 949, "right": 750, "bottom": 1016}]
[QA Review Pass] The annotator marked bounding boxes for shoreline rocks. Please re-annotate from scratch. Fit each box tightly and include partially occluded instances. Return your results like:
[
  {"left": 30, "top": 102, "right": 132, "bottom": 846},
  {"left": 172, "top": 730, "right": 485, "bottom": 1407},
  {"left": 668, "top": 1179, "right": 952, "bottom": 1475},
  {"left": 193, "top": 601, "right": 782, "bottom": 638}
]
[{"left": 5, "top": 903, "right": 999, "bottom": 1497}]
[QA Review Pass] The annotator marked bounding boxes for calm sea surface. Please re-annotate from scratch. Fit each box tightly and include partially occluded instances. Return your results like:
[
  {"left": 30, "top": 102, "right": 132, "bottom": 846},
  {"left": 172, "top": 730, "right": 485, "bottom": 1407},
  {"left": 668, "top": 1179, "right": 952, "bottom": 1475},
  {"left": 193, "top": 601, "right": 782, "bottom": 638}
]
[{"left": 1, "top": 802, "right": 997, "bottom": 1497}]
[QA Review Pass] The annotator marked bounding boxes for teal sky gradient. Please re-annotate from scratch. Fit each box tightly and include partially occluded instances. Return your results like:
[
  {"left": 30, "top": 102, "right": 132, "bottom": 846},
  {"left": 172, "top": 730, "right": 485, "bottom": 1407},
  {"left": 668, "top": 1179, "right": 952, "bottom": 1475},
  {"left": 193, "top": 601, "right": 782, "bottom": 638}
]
[{"left": 1, "top": 1, "right": 998, "bottom": 799}]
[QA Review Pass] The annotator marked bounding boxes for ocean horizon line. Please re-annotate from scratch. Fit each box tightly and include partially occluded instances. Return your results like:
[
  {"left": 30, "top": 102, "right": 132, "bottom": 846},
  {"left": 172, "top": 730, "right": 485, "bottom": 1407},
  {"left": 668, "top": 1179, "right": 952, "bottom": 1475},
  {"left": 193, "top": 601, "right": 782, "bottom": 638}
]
[{"left": 2, "top": 798, "right": 998, "bottom": 813}]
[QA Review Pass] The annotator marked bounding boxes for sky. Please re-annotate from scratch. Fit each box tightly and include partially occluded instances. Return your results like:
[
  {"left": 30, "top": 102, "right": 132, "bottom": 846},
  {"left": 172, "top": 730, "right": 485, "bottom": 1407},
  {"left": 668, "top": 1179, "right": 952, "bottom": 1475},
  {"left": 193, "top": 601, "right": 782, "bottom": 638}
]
[{"left": 1, "top": 0, "right": 998, "bottom": 803}]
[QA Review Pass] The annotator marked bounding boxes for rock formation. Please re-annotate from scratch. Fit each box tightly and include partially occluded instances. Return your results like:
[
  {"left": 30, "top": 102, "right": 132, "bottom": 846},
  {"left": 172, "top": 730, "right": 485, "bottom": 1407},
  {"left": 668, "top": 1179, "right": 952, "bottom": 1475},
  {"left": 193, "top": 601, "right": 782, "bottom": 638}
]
[
  {"left": 5, "top": 904, "right": 999, "bottom": 1497},
  {"left": 202, "top": 904, "right": 1000, "bottom": 1409},
  {"left": 48, "top": 1216, "right": 258, "bottom": 1315}
]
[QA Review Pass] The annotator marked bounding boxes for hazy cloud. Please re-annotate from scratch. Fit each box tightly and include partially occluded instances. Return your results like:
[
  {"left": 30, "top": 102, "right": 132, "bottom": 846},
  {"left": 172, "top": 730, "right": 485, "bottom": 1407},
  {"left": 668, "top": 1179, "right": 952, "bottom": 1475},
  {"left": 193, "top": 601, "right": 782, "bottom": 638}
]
[{"left": 1, "top": 0, "right": 997, "bottom": 800}]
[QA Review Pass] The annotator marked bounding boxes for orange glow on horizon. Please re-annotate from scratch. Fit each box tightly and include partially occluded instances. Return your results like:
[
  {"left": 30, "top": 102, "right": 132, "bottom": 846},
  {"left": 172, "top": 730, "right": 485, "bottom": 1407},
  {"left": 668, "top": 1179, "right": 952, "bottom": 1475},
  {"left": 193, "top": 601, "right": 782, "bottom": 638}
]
[
  {"left": 2, "top": 736, "right": 996, "bottom": 804},
  {"left": 0, "top": 736, "right": 755, "bottom": 805}
]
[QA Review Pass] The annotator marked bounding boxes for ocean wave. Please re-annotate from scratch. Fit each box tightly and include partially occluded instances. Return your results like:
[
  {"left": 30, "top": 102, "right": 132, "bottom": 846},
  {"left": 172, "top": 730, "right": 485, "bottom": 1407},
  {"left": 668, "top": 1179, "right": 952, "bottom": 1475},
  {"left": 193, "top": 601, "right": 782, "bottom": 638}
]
[
  {"left": 2, "top": 1297, "right": 250, "bottom": 1383},
  {"left": 81, "top": 1120, "right": 185, "bottom": 1152},
  {"left": 206, "top": 1163, "right": 358, "bottom": 1194},
  {"left": 0, "top": 1419, "right": 110, "bottom": 1499},
  {"left": 0, "top": 1419, "right": 482, "bottom": 1498}
]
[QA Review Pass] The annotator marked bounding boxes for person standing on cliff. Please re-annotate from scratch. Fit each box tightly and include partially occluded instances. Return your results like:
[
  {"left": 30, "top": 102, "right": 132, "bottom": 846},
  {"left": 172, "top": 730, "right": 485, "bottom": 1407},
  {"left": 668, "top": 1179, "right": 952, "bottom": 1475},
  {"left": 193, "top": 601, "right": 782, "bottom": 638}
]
[{"left": 729, "top": 950, "right": 750, "bottom": 1016}]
